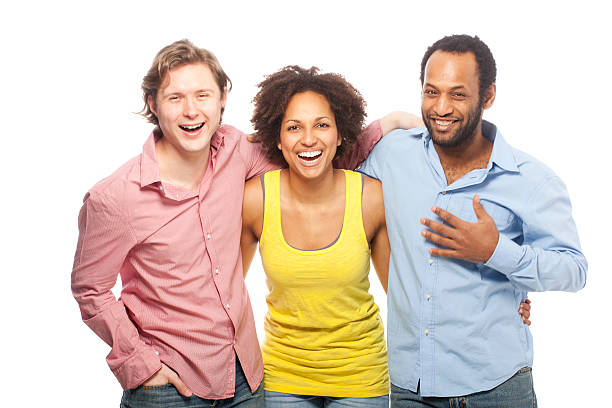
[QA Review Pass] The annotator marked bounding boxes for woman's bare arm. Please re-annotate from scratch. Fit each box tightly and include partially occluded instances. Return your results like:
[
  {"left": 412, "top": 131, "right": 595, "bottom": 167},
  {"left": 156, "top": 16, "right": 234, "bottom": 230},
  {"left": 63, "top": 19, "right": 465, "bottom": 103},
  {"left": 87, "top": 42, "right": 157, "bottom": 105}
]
[
  {"left": 362, "top": 176, "right": 389, "bottom": 292},
  {"left": 241, "top": 176, "right": 264, "bottom": 278}
]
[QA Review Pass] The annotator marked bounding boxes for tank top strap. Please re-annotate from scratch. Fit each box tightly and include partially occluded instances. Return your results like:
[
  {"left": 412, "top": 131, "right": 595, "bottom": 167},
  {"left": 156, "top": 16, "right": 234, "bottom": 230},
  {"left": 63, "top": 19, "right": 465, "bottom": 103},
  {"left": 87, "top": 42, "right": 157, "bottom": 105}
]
[
  {"left": 261, "top": 170, "right": 282, "bottom": 245},
  {"left": 342, "top": 170, "right": 368, "bottom": 247}
]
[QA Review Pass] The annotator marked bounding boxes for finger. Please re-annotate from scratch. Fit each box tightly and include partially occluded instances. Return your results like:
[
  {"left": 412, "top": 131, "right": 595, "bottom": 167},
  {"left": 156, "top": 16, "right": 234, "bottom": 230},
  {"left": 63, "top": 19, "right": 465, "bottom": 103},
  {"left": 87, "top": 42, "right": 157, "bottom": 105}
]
[
  {"left": 421, "top": 229, "right": 455, "bottom": 249},
  {"left": 518, "top": 305, "right": 530, "bottom": 319},
  {"left": 168, "top": 373, "right": 192, "bottom": 397},
  {"left": 522, "top": 317, "right": 531, "bottom": 326},
  {"left": 525, "top": 298, "right": 531, "bottom": 305},
  {"left": 421, "top": 217, "right": 458, "bottom": 239},
  {"left": 432, "top": 206, "right": 465, "bottom": 228},
  {"left": 429, "top": 248, "right": 462, "bottom": 259},
  {"left": 472, "top": 195, "right": 488, "bottom": 221}
]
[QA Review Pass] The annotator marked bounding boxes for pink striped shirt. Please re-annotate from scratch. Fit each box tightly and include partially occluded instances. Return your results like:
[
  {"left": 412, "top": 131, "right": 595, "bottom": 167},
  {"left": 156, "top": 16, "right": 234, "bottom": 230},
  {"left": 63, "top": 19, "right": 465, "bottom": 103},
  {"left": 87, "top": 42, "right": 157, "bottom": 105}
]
[{"left": 71, "top": 121, "right": 381, "bottom": 399}]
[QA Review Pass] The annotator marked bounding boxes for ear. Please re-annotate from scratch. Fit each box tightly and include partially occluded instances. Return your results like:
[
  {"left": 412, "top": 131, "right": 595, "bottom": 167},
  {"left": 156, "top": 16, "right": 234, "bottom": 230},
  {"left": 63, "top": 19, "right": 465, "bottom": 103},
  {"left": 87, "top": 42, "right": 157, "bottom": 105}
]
[
  {"left": 482, "top": 83, "right": 496, "bottom": 110},
  {"left": 147, "top": 95, "right": 158, "bottom": 116},
  {"left": 337, "top": 133, "right": 342, "bottom": 147},
  {"left": 277, "top": 140, "right": 282, "bottom": 150}
]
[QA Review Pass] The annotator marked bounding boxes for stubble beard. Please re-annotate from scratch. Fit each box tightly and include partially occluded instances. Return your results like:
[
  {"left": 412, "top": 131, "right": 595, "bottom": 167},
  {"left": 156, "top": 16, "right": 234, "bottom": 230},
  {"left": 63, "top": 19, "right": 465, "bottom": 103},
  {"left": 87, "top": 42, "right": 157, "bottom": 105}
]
[{"left": 423, "top": 101, "right": 484, "bottom": 149}]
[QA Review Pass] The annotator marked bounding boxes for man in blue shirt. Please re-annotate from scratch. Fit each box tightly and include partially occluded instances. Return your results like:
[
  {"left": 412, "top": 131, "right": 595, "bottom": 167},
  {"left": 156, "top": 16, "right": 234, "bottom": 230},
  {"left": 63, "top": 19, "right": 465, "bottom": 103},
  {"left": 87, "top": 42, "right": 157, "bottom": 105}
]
[{"left": 359, "top": 34, "right": 587, "bottom": 407}]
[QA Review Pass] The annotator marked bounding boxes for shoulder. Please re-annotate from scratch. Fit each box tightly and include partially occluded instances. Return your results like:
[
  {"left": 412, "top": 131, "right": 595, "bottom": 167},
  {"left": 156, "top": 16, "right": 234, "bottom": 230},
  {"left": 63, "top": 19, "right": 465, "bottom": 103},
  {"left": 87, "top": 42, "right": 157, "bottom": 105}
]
[
  {"left": 364, "top": 127, "right": 426, "bottom": 169},
  {"left": 512, "top": 147, "right": 558, "bottom": 180},
  {"left": 242, "top": 173, "right": 264, "bottom": 221},
  {"left": 86, "top": 154, "right": 141, "bottom": 209},
  {"left": 216, "top": 123, "right": 244, "bottom": 141},
  {"left": 376, "top": 127, "right": 426, "bottom": 150},
  {"left": 244, "top": 173, "right": 263, "bottom": 198},
  {"left": 361, "top": 174, "right": 385, "bottom": 218}
]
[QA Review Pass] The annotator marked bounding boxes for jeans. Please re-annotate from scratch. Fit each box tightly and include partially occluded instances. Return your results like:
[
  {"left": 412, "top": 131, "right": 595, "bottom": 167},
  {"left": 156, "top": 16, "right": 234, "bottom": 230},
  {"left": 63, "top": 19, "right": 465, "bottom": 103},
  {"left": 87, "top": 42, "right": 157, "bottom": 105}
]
[
  {"left": 264, "top": 390, "right": 389, "bottom": 407},
  {"left": 120, "top": 358, "right": 263, "bottom": 408},
  {"left": 391, "top": 367, "right": 537, "bottom": 408}
]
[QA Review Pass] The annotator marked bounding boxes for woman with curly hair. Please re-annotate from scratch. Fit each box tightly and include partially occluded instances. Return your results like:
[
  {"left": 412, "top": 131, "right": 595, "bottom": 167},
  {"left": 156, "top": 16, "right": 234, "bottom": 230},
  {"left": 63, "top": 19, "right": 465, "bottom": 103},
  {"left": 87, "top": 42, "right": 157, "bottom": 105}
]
[
  {"left": 241, "top": 65, "right": 393, "bottom": 406},
  {"left": 240, "top": 66, "right": 531, "bottom": 406}
]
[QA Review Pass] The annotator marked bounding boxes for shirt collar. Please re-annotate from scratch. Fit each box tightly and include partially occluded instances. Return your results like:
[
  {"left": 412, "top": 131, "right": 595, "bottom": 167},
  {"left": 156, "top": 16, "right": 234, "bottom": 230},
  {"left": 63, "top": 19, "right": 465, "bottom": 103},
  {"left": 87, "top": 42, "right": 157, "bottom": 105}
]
[
  {"left": 482, "top": 120, "right": 519, "bottom": 173},
  {"left": 140, "top": 132, "right": 161, "bottom": 188},
  {"left": 139, "top": 128, "right": 226, "bottom": 189},
  {"left": 421, "top": 120, "right": 519, "bottom": 173}
]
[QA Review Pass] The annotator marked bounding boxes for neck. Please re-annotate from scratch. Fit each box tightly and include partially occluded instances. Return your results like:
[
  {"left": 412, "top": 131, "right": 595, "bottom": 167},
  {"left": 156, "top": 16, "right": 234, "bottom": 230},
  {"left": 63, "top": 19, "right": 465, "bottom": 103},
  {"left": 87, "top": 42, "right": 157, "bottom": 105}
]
[
  {"left": 433, "top": 123, "right": 494, "bottom": 186},
  {"left": 434, "top": 123, "right": 492, "bottom": 169},
  {"left": 285, "top": 166, "right": 339, "bottom": 205},
  {"left": 155, "top": 139, "right": 210, "bottom": 193}
]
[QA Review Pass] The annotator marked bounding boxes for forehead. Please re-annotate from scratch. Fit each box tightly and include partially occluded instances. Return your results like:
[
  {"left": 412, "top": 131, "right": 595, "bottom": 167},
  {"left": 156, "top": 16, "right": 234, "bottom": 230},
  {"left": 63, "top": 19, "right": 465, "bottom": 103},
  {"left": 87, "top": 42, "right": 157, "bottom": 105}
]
[
  {"left": 159, "top": 63, "right": 219, "bottom": 94},
  {"left": 284, "top": 91, "right": 333, "bottom": 118},
  {"left": 424, "top": 51, "right": 479, "bottom": 90}
]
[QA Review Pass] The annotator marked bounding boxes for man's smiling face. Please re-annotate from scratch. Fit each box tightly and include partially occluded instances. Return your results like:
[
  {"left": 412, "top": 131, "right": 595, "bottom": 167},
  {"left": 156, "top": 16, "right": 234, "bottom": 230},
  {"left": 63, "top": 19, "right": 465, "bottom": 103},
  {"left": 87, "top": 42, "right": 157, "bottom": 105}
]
[
  {"left": 148, "top": 62, "right": 226, "bottom": 157},
  {"left": 421, "top": 51, "right": 484, "bottom": 148}
]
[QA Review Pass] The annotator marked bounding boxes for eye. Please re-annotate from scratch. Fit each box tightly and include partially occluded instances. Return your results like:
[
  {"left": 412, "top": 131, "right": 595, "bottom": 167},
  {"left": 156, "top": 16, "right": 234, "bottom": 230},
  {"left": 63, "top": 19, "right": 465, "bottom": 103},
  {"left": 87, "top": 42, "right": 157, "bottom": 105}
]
[
  {"left": 316, "top": 123, "right": 330, "bottom": 128},
  {"left": 287, "top": 125, "right": 299, "bottom": 131},
  {"left": 453, "top": 92, "right": 467, "bottom": 98},
  {"left": 424, "top": 89, "right": 438, "bottom": 96},
  {"left": 198, "top": 93, "right": 210, "bottom": 98},
  {"left": 169, "top": 95, "right": 179, "bottom": 101}
]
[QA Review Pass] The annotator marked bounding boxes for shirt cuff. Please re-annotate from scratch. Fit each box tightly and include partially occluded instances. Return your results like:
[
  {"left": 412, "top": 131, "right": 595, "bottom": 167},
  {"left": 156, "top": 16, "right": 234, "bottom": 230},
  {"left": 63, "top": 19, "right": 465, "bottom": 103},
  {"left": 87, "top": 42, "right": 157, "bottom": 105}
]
[
  {"left": 113, "top": 347, "right": 162, "bottom": 390},
  {"left": 483, "top": 233, "right": 522, "bottom": 277}
]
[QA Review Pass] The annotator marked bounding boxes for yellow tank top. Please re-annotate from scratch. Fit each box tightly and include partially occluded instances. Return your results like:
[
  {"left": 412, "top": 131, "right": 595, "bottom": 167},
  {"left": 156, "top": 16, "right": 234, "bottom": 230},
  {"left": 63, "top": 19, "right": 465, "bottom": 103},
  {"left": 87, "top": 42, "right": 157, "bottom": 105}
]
[{"left": 259, "top": 169, "right": 389, "bottom": 397}]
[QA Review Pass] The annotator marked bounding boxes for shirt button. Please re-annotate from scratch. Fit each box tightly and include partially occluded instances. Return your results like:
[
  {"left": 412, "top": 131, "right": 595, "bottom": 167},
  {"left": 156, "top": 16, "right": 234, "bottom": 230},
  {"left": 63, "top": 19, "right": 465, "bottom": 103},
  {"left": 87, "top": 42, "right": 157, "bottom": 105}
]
[
  {"left": 154, "top": 351, "right": 159, "bottom": 355},
  {"left": 428, "top": 259, "right": 434, "bottom": 265},
  {"left": 426, "top": 294, "right": 431, "bottom": 300},
  {"left": 215, "top": 268, "right": 220, "bottom": 275},
  {"left": 207, "top": 233, "right": 212, "bottom": 240},
  {"left": 425, "top": 329, "right": 430, "bottom": 336},
  {"left": 442, "top": 190, "right": 446, "bottom": 195},
  {"left": 226, "top": 304, "right": 230, "bottom": 309}
]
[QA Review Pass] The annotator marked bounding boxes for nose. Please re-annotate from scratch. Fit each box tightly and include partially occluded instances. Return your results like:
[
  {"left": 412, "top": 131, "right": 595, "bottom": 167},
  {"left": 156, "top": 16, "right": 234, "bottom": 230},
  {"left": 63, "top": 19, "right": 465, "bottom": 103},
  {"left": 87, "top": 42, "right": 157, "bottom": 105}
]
[
  {"left": 182, "top": 97, "right": 198, "bottom": 118},
  {"left": 433, "top": 94, "right": 452, "bottom": 117},
  {"left": 301, "top": 127, "right": 316, "bottom": 146}
]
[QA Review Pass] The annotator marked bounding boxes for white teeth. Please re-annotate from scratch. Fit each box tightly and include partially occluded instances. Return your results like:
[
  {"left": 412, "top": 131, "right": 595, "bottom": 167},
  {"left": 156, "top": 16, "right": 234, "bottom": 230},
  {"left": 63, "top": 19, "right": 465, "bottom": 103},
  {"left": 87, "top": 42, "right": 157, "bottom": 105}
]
[
  {"left": 436, "top": 120, "right": 453, "bottom": 126},
  {"left": 298, "top": 150, "right": 322, "bottom": 158},
  {"left": 181, "top": 123, "right": 203, "bottom": 130}
]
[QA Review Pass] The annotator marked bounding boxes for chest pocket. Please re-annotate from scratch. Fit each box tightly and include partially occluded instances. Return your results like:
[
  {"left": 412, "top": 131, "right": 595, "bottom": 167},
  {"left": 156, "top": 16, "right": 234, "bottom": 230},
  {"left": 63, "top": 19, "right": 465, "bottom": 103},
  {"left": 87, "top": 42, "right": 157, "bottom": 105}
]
[{"left": 458, "top": 195, "right": 515, "bottom": 232}]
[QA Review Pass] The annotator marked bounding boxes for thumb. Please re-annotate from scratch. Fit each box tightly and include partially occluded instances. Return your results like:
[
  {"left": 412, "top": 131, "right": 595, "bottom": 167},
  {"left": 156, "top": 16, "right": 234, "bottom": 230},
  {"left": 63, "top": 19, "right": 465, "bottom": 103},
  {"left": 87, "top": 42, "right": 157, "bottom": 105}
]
[
  {"left": 169, "top": 373, "right": 192, "bottom": 398},
  {"left": 472, "top": 194, "right": 490, "bottom": 220}
]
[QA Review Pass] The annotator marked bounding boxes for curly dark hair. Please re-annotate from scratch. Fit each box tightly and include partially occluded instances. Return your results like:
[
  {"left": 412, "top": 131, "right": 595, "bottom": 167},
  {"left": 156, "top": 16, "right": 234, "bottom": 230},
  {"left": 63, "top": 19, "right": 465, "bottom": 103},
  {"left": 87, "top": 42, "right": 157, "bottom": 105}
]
[
  {"left": 251, "top": 65, "right": 366, "bottom": 165},
  {"left": 420, "top": 34, "right": 496, "bottom": 104}
]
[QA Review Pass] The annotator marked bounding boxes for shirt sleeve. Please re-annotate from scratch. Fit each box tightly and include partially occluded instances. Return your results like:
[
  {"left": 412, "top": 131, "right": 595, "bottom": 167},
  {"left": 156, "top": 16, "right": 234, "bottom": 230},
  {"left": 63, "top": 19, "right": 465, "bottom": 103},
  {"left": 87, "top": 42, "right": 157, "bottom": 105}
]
[
  {"left": 484, "top": 175, "right": 587, "bottom": 292},
  {"left": 334, "top": 120, "right": 382, "bottom": 170},
  {"left": 237, "top": 132, "right": 281, "bottom": 180},
  {"left": 71, "top": 191, "right": 161, "bottom": 389}
]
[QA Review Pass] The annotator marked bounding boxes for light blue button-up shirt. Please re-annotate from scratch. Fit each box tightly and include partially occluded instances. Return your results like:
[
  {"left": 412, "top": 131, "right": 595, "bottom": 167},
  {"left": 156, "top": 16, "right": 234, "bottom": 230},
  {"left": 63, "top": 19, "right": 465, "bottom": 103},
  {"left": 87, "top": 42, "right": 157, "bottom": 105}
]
[{"left": 359, "top": 121, "right": 587, "bottom": 397}]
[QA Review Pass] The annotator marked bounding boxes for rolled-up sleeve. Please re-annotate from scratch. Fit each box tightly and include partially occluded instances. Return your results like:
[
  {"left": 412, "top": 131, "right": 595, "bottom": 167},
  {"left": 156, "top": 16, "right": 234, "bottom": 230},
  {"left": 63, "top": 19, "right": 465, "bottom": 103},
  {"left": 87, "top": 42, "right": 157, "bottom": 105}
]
[{"left": 71, "top": 191, "right": 161, "bottom": 389}]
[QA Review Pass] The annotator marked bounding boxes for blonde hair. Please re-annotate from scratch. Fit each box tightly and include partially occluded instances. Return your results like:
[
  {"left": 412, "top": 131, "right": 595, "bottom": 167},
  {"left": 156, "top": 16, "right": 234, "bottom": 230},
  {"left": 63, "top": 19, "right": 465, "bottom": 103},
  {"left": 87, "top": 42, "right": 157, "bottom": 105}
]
[{"left": 140, "top": 39, "right": 232, "bottom": 126}]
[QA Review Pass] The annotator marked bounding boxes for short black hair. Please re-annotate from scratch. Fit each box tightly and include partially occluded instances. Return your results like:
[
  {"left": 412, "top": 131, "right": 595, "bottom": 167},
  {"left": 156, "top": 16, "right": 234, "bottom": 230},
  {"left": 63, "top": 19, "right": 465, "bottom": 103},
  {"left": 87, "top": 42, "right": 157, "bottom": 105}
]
[{"left": 420, "top": 34, "right": 496, "bottom": 103}]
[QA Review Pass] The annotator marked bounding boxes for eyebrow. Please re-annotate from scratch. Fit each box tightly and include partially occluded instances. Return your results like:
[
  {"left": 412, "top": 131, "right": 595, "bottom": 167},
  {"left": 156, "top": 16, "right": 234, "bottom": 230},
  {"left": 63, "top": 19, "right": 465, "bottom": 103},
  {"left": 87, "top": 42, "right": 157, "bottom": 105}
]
[
  {"left": 424, "top": 83, "right": 467, "bottom": 91},
  {"left": 162, "top": 88, "right": 216, "bottom": 96},
  {"left": 285, "top": 116, "right": 331, "bottom": 123}
]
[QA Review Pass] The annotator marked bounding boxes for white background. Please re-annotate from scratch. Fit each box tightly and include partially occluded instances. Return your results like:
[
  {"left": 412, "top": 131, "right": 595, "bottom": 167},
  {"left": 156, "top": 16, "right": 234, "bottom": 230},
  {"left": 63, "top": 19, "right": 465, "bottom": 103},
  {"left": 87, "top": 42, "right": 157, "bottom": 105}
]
[{"left": 1, "top": 1, "right": 609, "bottom": 406}]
